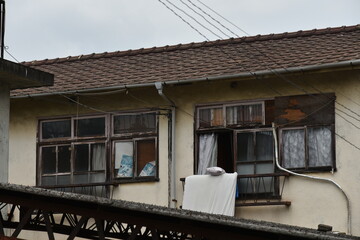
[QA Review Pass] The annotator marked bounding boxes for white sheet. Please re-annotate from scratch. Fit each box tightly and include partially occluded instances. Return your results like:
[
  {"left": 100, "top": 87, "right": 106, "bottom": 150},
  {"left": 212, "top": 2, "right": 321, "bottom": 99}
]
[{"left": 182, "top": 173, "right": 238, "bottom": 216}]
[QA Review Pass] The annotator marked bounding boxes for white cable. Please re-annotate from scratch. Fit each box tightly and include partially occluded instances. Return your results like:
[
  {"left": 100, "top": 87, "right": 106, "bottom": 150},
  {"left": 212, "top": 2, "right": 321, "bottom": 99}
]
[{"left": 272, "top": 123, "right": 351, "bottom": 235}]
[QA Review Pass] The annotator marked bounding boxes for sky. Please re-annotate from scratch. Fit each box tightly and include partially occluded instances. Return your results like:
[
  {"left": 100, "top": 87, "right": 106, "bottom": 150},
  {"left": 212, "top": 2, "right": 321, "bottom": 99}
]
[{"left": 4, "top": 0, "right": 360, "bottom": 62}]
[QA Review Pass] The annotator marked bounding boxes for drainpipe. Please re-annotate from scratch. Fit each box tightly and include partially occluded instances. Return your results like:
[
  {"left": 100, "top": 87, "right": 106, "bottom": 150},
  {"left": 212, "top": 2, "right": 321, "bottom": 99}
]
[
  {"left": 155, "top": 82, "right": 177, "bottom": 208},
  {"left": 272, "top": 123, "right": 351, "bottom": 235}
]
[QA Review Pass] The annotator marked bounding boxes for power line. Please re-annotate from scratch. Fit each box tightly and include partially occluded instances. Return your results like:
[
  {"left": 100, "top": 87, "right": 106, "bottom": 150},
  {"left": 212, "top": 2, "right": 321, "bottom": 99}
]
[
  {"left": 158, "top": 0, "right": 360, "bottom": 152},
  {"left": 4, "top": 46, "right": 20, "bottom": 63},
  {"left": 163, "top": 0, "right": 222, "bottom": 39},
  {"left": 179, "top": 0, "right": 231, "bottom": 38},
  {"left": 187, "top": 0, "right": 241, "bottom": 38},
  {"left": 157, "top": 0, "right": 209, "bottom": 40},
  {"left": 195, "top": 0, "right": 250, "bottom": 36}
]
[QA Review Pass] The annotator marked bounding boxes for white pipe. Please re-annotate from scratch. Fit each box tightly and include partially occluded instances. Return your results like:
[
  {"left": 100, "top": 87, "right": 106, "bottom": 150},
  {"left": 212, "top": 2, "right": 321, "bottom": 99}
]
[
  {"left": 272, "top": 123, "right": 351, "bottom": 235},
  {"left": 155, "top": 82, "right": 177, "bottom": 208}
]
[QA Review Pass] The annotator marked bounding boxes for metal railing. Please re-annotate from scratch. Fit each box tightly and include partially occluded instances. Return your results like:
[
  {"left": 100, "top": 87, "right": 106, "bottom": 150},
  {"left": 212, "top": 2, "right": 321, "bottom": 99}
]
[
  {"left": 180, "top": 172, "right": 290, "bottom": 207},
  {"left": 236, "top": 172, "right": 290, "bottom": 206}
]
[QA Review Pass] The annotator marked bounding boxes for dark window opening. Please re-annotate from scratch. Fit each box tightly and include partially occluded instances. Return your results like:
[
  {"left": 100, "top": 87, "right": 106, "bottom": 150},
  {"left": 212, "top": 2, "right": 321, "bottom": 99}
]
[
  {"left": 114, "top": 112, "right": 156, "bottom": 134},
  {"left": 75, "top": 117, "right": 106, "bottom": 137},
  {"left": 41, "top": 119, "right": 71, "bottom": 139}
]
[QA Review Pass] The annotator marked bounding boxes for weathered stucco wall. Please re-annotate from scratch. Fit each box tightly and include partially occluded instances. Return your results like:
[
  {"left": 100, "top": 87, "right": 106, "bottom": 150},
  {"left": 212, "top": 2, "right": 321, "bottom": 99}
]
[{"left": 8, "top": 69, "right": 360, "bottom": 236}]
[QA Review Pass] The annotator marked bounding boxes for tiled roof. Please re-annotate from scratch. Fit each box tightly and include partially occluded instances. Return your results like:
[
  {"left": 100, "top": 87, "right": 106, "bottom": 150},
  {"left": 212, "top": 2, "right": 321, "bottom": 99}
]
[{"left": 11, "top": 25, "right": 360, "bottom": 97}]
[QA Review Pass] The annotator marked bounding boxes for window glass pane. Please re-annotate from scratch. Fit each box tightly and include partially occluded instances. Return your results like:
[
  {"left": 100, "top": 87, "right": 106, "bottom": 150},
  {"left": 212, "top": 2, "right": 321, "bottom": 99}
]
[
  {"left": 91, "top": 143, "right": 106, "bottom": 171},
  {"left": 256, "top": 163, "right": 274, "bottom": 174},
  {"left": 42, "top": 176, "right": 56, "bottom": 186},
  {"left": 75, "top": 117, "right": 105, "bottom": 137},
  {"left": 137, "top": 139, "right": 156, "bottom": 177},
  {"left": 236, "top": 163, "right": 254, "bottom": 175},
  {"left": 282, "top": 129, "right": 305, "bottom": 168},
  {"left": 114, "top": 113, "right": 156, "bottom": 134},
  {"left": 199, "top": 109, "right": 211, "bottom": 128},
  {"left": 226, "top": 104, "right": 263, "bottom": 126},
  {"left": 115, "top": 141, "right": 134, "bottom": 177},
  {"left": 256, "top": 131, "right": 273, "bottom": 161},
  {"left": 199, "top": 108, "right": 223, "bottom": 128},
  {"left": 74, "top": 174, "right": 88, "bottom": 184},
  {"left": 90, "top": 173, "right": 106, "bottom": 183},
  {"left": 237, "top": 164, "right": 254, "bottom": 194},
  {"left": 42, "top": 146, "right": 56, "bottom": 174},
  {"left": 237, "top": 132, "right": 254, "bottom": 162},
  {"left": 74, "top": 144, "right": 89, "bottom": 172},
  {"left": 243, "top": 104, "right": 262, "bottom": 123},
  {"left": 58, "top": 145, "right": 71, "bottom": 173},
  {"left": 308, "top": 126, "right": 333, "bottom": 167},
  {"left": 256, "top": 163, "right": 275, "bottom": 193},
  {"left": 58, "top": 175, "right": 71, "bottom": 185},
  {"left": 42, "top": 120, "right": 71, "bottom": 139},
  {"left": 226, "top": 106, "right": 242, "bottom": 125}
]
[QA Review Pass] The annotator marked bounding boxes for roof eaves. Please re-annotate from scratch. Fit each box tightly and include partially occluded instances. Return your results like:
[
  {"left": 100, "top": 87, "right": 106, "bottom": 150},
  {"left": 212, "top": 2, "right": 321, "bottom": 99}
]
[{"left": 11, "top": 59, "right": 360, "bottom": 99}]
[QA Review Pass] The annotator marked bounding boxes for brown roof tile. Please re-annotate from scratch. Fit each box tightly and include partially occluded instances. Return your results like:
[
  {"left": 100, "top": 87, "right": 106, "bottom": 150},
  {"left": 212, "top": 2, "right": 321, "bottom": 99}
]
[{"left": 11, "top": 24, "right": 360, "bottom": 97}]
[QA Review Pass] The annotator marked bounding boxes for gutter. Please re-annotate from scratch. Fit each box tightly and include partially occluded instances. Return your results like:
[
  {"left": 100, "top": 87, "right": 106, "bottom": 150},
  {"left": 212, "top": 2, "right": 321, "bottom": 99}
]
[
  {"left": 11, "top": 59, "right": 360, "bottom": 99},
  {"left": 155, "top": 82, "right": 177, "bottom": 209}
]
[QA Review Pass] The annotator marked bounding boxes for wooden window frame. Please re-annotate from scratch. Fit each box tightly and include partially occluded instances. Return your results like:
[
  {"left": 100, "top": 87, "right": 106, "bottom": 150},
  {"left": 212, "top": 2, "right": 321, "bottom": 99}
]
[
  {"left": 37, "top": 110, "right": 159, "bottom": 188},
  {"left": 111, "top": 111, "right": 159, "bottom": 183},
  {"left": 196, "top": 101, "right": 266, "bottom": 130},
  {"left": 279, "top": 124, "right": 335, "bottom": 172}
]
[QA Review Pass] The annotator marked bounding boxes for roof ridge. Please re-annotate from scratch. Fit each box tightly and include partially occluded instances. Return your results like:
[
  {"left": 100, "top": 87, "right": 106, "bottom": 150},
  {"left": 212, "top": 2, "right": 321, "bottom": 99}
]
[{"left": 23, "top": 24, "right": 360, "bottom": 67}]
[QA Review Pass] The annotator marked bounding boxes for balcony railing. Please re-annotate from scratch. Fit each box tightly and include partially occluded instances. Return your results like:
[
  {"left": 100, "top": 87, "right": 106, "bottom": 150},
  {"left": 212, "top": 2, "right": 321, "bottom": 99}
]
[
  {"left": 40, "top": 182, "right": 117, "bottom": 198},
  {"left": 180, "top": 172, "right": 290, "bottom": 207},
  {"left": 236, "top": 172, "right": 290, "bottom": 206}
]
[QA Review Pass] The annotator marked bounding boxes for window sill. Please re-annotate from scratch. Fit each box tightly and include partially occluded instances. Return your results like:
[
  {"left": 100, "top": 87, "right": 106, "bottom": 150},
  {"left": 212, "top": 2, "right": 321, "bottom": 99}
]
[
  {"left": 236, "top": 201, "right": 291, "bottom": 207},
  {"left": 281, "top": 166, "right": 336, "bottom": 174},
  {"left": 113, "top": 177, "right": 160, "bottom": 184},
  {"left": 40, "top": 182, "right": 117, "bottom": 189}
]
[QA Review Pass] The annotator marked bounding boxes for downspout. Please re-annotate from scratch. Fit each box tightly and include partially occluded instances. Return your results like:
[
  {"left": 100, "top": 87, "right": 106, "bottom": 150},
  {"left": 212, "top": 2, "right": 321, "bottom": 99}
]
[
  {"left": 272, "top": 123, "right": 351, "bottom": 235},
  {"left": 155, "top": 82, "right": 177, "bottom": 208}
]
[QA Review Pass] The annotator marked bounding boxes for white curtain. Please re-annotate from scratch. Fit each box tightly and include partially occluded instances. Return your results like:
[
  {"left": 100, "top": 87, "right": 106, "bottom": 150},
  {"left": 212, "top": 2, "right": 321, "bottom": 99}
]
[
  {"left": 198, "top": 133, "right": 218, "bottom": 175},
  {"left": 282, "top": 129, "right": 305, "bottom": 168},
  {"left": 308, "top": 127, "right": 332, "bottom": 167}
]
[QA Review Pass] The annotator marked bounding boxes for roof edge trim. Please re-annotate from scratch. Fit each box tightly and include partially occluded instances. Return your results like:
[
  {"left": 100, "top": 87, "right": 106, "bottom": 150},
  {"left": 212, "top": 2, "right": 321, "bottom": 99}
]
[{"left": 11, "top": 59, "right": 360, "bottom": 99}]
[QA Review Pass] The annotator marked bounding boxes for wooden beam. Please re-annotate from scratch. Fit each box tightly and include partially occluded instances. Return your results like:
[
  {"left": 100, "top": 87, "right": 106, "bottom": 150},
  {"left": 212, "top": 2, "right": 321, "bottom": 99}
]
[
  {"left": 95, "top": 220, "right": 105, "bottom": 240},
  {"left": 11, "top": 209, "right": 33, "bottom": 238},
  {"left": 127, "top": 225, "right": 141, "bottom": 240},
  {"left": 43, "top": 211, "right": 55, "bottom": 240},
  {"left": 67, "top": 216, "right": 87, "bottom": 240},
  {"left": 0, "top": 213, "right": 4, "bottom": 235}
]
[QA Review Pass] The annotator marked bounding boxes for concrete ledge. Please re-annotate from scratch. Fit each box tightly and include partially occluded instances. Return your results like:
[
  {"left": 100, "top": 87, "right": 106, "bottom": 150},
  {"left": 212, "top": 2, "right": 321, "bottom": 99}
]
[{"left": 0, "top": 59, "right": 53, "bottom": 90}]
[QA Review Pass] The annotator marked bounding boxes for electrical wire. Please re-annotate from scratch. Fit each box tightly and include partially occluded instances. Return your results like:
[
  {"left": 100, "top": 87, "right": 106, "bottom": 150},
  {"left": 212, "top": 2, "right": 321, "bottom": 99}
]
[
  {"left": 187, "top": 0, "right": 360, "bottom": 127},
  {"left": 157, "top": 0, "right": 209, "bottom": 40},
  {"left": 163, "top": 0, "right": 222, "bottom": 39},
  {"left": 195, "top": 0, "right": 250, "bottom": 36},
  {"left": 179, "top": 0, "right": 231, "bottom": 38},
  {"left": 177, "top": 0, "right": 360, "bottom": 149},
  {"left": 4, "top": 46, "right": 20, "bottom": 63},
  {"left": 187, "top": 0, "right": 240, "bottom": 38}
]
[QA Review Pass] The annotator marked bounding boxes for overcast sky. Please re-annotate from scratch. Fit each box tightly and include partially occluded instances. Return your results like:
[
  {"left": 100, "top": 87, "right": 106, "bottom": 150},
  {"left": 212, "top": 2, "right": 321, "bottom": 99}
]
[{"left": 4, "top": 0, "right": 360, "bottom": 62}]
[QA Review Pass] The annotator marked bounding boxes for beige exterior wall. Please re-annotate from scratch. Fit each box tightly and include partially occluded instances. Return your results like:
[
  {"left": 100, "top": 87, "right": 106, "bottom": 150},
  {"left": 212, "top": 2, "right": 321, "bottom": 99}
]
[{"left": 8, "top": 69, "right": 360, "bottom": 236}]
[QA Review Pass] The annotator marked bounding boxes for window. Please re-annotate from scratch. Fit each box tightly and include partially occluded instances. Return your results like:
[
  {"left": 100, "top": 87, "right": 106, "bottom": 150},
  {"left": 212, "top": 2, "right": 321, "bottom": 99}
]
[
  {"left": 280, "top": 126, "right": 334, "bottom": 171},
  {"left": 112, "top": 112, "right": 158, "bottom": 181},
  {"left": 275, "top": 93, "right": 335, "bottom": 171},
  {"left": 38, "top": 111, "right": 158, "bottom": 189},
  {"left": 195, "top": 93, "right": 335, "bottom": 200},
  {"left": 197, "top": 101, "right": 265, "bottom": 129},
  {"left": 39, "top": 116, "right": 107, "bottom": 187},
  {"left": 236, "top": 130, "right": 277, "bottom": 197}
]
